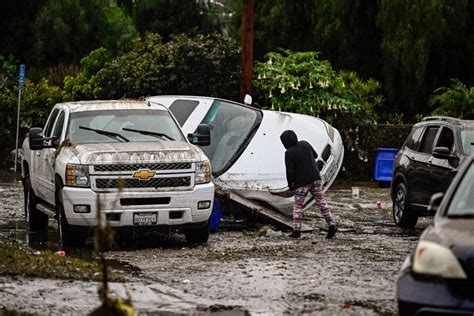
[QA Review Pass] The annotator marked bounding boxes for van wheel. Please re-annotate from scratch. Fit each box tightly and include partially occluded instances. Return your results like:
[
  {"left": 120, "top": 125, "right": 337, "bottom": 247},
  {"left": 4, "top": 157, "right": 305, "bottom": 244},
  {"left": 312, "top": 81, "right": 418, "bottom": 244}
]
[
  {"left": 24, "top": 176, "right": 48, "bottom": 231},
  {"left": 57, "top": 187, "right": 84, "bottom": 247},
  {"left": 392, "top": 183, "right": 418, "bottom": 228},
  {"left": 184, "top": 225, "right": 210, "bottom": 244}
]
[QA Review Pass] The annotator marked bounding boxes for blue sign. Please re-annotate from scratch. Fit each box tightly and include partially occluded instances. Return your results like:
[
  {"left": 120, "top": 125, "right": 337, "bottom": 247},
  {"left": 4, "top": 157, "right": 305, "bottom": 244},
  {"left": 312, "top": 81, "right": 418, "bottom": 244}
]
[{"left": 18, "top": 64, "right": 25, "bottom": 90}]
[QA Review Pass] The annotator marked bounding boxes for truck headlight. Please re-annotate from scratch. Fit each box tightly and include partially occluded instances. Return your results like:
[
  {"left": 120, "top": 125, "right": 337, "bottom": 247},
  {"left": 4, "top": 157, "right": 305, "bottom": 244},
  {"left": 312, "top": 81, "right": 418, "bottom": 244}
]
[
  {"left": 195, "top": 161, "right": 211, "bottom": 184},
  {"left": 66, "top": 164, "right": 90, "bottom": 187},
  {"left": 413, "top": 240, "right": 467, "bottom": 279}
]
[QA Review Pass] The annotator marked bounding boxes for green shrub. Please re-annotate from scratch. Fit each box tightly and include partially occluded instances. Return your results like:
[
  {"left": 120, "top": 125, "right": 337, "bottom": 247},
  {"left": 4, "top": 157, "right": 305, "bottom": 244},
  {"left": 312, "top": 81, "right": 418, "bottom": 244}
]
[
  {"left": 429, "top": 79, "right": 474, "bottom": 119},
  {"left": 93, "top": 33, "right": 240, "bottom": 100}
]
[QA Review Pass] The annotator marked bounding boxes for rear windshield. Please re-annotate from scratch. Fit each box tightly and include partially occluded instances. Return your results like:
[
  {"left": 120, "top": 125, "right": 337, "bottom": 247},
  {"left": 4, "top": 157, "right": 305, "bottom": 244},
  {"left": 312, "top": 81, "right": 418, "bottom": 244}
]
[{"left": 460, "top": 130, "right": 474, "bottom": 155}]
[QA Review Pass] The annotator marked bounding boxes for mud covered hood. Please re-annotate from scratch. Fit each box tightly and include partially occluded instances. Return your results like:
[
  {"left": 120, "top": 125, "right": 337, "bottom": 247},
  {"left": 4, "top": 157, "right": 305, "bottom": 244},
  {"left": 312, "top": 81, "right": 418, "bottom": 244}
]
[{"left": 64, "top": 141, "right": 205, "bottom": 164}]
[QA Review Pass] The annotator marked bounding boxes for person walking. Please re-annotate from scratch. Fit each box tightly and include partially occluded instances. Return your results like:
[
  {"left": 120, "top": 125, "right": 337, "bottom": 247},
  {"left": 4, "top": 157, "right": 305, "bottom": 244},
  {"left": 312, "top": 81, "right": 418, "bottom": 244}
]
[{"left": 280, "top": 130, "right": 337, "bottom": 239}]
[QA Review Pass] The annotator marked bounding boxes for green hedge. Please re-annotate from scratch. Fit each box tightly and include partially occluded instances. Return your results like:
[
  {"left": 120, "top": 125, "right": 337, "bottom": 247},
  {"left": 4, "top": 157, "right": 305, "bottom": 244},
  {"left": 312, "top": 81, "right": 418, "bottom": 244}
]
[{"left": 339, "top": 124, "right": 412, "bottom": 181}]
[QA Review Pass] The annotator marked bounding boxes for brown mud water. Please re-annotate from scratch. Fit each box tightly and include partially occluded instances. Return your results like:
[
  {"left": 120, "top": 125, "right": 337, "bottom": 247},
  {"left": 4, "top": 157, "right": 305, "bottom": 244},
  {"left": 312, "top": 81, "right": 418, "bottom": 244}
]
[{"left": 0, "top": 169, "right": 432, "bottom": 315}]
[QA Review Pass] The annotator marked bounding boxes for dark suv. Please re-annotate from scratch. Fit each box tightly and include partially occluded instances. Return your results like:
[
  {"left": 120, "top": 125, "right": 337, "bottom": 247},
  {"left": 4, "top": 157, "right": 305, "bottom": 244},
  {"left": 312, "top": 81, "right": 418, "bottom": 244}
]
[{"left": 391, "top": 116, "right": 474, "bottom": 227}]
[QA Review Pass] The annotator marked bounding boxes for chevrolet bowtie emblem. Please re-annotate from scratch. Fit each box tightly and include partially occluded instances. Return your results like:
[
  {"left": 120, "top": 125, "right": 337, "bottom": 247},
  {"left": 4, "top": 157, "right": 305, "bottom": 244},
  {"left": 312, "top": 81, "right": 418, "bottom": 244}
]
[{"left": 132, "top": 169, "right": 155, "bottom": 181}]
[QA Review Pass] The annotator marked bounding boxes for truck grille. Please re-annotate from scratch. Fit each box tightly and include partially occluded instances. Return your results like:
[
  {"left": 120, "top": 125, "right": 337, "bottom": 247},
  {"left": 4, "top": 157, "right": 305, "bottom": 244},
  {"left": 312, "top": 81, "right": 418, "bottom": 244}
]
[
  {"left": 94, "top": 163, "right": 192, "bottom": 172},
  {"left": 95, "top": 177, "right": 191, "bottom": 189}
]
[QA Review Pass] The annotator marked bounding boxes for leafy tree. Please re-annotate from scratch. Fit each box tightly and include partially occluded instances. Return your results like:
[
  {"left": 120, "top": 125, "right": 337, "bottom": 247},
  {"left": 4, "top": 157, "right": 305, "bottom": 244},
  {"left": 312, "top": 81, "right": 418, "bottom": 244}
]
[
  {"left": 0, "top": 1, "right": 46, "bottom": 63},
  {"left": 90, "top": 33, "right": 240, "bottom": 100},
  {"left": 377, "top": 0, "right": 473, "bottom": 120},
  {"left": 32, "top": 0, "right": 138, "bottom": 66},
  {"left": 134, "top": 0, "right": 223, "bottom": 40},
  {"left": 430, "top": 79, "right": 474, "bottom": 119},
  {"left": 253, "top": 50, "right": 383, "bottom": 126}
]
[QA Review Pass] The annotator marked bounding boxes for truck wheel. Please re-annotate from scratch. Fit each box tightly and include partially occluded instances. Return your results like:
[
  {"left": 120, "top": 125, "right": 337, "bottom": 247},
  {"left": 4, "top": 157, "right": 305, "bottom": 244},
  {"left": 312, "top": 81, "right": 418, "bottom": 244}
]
[
  {"left": 24, "top": 176, "right": 48, "bottom": 231},
  {"left": 184, "top": 225, "right": 210, "bottom": 244},
  {"left": 57, "top": 187, "right": 84, "bottom": 247},
  {"left": 392, "top": 182, "right": 418, "bottom": 228}
]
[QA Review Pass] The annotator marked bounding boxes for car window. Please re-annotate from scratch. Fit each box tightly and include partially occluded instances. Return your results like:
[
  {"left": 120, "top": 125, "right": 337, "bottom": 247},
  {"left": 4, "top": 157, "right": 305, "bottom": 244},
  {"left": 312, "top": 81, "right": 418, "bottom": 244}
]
[
  {"left": 435, "top": 127, "right": 455, "bottom": 153},
  {"left": 169, "top": 100, "right": 199, "bottom": 126},
  {"left": 405, "top": 127, "right": 424, "bottom": 151},
  {"left": 199, "top": 100, "right": 262, "bottom": 175},
  {"left": 419, "top": 126, "right": 439, "bottom": 154},
  {"left": 446, "top": 162, "right": 474, "bottom": 216},
  {"left": 44, "top": 108, "right": 60, "bottom": 137},
  {"left": 52, "top": 111, "right": 65, "bottom": 140},
  {"left": 460, "top": 129, "right": 474, "bottom": 155}
]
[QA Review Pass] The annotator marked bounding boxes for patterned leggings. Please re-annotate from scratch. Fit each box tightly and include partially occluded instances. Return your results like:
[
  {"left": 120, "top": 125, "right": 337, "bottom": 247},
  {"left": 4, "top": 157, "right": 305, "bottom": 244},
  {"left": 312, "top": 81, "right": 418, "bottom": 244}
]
[{"left": 293, "top": 180, "right": 335, "bottom": 232}]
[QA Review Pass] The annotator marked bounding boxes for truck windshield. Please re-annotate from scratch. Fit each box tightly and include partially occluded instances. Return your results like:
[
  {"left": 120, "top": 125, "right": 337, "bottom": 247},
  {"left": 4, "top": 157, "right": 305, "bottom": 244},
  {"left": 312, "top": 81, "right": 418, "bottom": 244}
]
[
  {"left": 67, "top": 109, "right": 185, "bottom": 144},
  {"left": 200, "top": 100, "right": 262, "bottom": 175},
  {"left": 460, "top": 130, "right": 474, "bottom": 155}
]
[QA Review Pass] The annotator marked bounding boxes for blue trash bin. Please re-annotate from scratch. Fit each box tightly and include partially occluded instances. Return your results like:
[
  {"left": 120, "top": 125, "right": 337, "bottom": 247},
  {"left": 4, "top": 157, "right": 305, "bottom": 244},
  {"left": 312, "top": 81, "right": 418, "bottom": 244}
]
[
  {"left": 209, "top": 197, "right": 222, "bottom": 230},
  {"left": 374, "top": 148, "right": 399, "bottom": 187}
]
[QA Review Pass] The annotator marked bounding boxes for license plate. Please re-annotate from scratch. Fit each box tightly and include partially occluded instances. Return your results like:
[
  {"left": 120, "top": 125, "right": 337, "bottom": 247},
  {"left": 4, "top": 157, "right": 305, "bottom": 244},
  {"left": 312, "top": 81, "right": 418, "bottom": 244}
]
[
  {"left": 133, "top": 212, "right": 157, "bottom": 226},
  {"left": 323, "top": 160, "right": 338, "bottom": 183}
]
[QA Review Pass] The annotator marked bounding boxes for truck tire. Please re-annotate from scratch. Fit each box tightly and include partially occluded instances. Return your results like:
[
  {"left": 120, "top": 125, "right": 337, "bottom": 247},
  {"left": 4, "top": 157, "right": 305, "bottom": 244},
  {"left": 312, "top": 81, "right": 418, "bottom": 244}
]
[
  {"left": 184, "top": 224, "right": 210, "bottom": 244},
  {"left": 24, "top": 176, "right": 48, "bottom": 231},
  {"left": 392, "top": 182, "right": 418, "bottom": 228},
  {"left": 57, "top": 187, "right": 84, "bottom": 247}
]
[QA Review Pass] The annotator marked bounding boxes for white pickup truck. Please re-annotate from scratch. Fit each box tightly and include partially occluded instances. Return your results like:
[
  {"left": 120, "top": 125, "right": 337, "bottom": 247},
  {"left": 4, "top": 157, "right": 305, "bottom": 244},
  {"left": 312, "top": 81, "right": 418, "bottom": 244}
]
[{"left": 21, "top": 100, "right": 214, "bottom": 246}]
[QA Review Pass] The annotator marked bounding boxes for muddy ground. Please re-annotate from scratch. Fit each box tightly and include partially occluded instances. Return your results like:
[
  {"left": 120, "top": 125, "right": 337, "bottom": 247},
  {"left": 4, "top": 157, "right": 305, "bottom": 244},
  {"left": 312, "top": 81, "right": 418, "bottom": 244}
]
[{"left": 0, "top": 170, "right": 432, "bottom": 315}]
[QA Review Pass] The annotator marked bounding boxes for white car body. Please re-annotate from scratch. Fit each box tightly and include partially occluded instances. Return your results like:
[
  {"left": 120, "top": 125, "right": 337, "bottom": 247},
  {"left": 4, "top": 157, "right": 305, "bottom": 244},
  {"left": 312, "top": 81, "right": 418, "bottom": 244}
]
[
  {"left": 148, "top": 96, "right": 344, "bottom": 214},
  {"left": 21, "top": 100, "right": 214, "bottom": 240}
]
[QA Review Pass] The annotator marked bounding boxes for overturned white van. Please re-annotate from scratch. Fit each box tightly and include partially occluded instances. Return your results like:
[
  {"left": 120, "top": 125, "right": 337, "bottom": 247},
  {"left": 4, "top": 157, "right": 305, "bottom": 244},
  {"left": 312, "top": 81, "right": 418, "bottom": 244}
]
[{"left": 148, "top": 96, "right": 344, "bottom": 215}]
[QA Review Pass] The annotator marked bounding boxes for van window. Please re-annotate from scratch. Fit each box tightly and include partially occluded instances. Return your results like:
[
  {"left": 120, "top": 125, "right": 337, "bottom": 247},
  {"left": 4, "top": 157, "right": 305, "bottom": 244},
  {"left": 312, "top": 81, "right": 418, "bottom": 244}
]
[
  {"left": 169, "top": 100, "right": 199, "bottom": 126},
  {"left": 419, "top": 126, "right": 440, "bottom": 154}
]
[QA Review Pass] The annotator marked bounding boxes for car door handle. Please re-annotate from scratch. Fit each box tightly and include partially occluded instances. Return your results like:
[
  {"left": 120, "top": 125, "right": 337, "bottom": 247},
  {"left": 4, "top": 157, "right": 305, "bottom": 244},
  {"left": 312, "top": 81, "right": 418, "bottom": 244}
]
[{"left": 427, "top": 159, "right": 433, "bottom": 164}]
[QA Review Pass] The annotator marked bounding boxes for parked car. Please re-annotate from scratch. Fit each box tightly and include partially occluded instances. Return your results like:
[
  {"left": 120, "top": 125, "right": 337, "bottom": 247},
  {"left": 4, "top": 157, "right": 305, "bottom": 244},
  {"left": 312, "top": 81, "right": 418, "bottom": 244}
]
[
  {"left": 391, "top": 116, "right": 474, "bottom": 227},
  {"left": 148, "top": 95, "right": 344, "bottom": 215},
  {"left": 397, "top": 155, "right": 474, "bottom": 315},
  {"left": 21, "top": 100, "right": 214, "bottom": 246}
]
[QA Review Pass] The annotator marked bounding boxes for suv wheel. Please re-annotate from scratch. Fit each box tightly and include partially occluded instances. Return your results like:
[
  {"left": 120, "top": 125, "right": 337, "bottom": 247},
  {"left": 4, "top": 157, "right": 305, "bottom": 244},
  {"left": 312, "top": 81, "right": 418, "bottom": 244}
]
[
  {"left": 184, "top": 225, "right": 210, "bottom": 244},
  {"left": 24, "top": 175, "right": 48, "bottom": 231},
  {"left": 393, "top": 182, "right": 418, "bottom": 228}
]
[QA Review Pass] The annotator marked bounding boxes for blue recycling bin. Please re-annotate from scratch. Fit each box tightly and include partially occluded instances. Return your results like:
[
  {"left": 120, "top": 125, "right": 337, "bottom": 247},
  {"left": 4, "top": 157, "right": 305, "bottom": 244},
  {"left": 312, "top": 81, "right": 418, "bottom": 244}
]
[
  {"left": 374, "top": 148, "right": 399, "bottom": 186},
  {"left": 209, "top": 197, "right": 222, "bottom": 230}
]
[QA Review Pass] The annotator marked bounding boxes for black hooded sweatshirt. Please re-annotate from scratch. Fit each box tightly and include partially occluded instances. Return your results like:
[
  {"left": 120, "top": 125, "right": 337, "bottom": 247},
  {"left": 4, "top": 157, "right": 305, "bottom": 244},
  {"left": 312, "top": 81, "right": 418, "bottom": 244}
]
[{"left": 280, "top": 130, "right": 321, "bottom": 191}]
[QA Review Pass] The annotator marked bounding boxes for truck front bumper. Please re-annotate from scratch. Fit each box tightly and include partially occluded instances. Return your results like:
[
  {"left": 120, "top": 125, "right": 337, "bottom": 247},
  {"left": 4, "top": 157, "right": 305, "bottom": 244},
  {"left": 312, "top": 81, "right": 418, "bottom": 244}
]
[{"left": 61, "top": 183, "right": 214, "bottom": 227}]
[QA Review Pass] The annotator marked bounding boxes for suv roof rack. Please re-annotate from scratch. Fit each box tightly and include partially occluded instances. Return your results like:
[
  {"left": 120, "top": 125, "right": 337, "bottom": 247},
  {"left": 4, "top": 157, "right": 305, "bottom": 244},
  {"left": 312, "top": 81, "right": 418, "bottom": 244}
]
[{"left": 421, "top": 116, "right": 461, "bottom": 123}]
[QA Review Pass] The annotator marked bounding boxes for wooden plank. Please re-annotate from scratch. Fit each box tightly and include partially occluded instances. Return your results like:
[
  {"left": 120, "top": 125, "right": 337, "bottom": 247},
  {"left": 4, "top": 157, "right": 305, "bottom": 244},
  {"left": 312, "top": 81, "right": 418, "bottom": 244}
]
[{"left": 226, "top": 190, "right": 314, "bottom": 232}]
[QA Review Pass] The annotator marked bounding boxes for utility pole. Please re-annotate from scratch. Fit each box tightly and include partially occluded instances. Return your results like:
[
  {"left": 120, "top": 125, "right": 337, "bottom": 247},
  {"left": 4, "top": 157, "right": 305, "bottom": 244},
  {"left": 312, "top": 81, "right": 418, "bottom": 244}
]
[{"left": 240, "top": 0, "right": 254, "bottom": 103}]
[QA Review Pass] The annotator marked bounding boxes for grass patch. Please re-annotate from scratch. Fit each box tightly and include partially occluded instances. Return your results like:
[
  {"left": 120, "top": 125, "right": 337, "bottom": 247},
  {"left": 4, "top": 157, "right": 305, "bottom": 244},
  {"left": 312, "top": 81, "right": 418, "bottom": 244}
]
[{"left": 0, "top": 237, "right": 123, "bottom": 282}]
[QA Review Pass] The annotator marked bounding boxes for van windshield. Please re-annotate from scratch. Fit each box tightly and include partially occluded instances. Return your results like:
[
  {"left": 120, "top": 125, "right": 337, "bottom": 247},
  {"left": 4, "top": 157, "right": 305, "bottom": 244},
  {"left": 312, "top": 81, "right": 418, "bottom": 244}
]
[
  {"left": 460, "top": 130, "right": 474, "bottom": 155},
  {"left": 67, "top": 109, "right": 185, "bottom": 144},
  {"left": 199, "top": 100, "right": 262, "bottom": 175}
]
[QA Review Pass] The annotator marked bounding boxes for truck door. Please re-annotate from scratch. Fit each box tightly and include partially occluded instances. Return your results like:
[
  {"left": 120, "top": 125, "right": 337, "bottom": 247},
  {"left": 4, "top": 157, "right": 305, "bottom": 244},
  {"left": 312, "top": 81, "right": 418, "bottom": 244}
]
[{"left": 36, "top": 110, "right": 65, "bottom": 204}]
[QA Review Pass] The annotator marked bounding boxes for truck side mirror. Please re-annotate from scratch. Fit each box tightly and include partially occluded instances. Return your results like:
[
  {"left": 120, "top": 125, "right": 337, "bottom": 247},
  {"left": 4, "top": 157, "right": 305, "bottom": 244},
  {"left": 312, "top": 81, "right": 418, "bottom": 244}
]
[
  {"left": 428, "top": 192, "right": 444, "bottom": 214},
  {"left": 29, "top": 127, "right": 44, "bottom": 151},
  {"left": 188, "top": 124, "right": 211, "bottom": 146}
]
